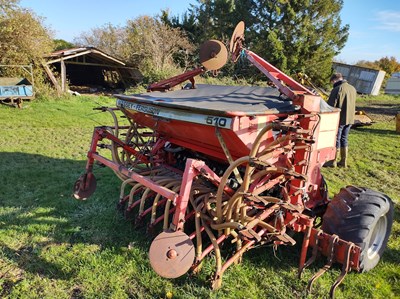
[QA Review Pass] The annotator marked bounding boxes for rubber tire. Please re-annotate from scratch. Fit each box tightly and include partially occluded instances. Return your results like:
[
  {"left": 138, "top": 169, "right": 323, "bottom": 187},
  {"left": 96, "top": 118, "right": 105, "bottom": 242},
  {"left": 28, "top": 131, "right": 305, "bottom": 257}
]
[{"left": 321, "top": 186, "right": 394, "bottom": 272}]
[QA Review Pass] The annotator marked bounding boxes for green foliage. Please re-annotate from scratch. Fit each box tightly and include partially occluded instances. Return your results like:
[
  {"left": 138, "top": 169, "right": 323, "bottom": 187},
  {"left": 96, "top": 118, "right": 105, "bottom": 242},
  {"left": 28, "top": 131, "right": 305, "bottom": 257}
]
[
  {"left": 355, "top": 60, "right": 381, "bottom": 70},
  {"left": 73, "top": 23, "right": 127, "bottom": 60},
  {"left": 53, "top": 39, "right": 75, "bottom": 51},
  {"left": 0, "top": 1, "right": 55, "bottom": 97},
  {"left": 164, "top": 0, "right": 349, "bottom": 87},
  {"left": 376, "top": 56, "right": 400, "bottom": 75},
  {"left": 254, "top": 0, "right": 349, "bottom": 86},
  {"left": 356, "top": 56, "right": 400, "bottom": 77},
  {"left": 74, "top": 16, "right": 194, "bottom": 82},
  {"left": 355, "top": 56, "right": 400, "bottom": 90}
]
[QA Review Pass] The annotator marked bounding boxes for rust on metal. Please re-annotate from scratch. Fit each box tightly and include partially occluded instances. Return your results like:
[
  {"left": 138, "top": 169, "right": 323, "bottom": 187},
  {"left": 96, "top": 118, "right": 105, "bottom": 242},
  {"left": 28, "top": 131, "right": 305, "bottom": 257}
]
[{"left": 149, "top": 230, "right": 195, "bottom": 278}]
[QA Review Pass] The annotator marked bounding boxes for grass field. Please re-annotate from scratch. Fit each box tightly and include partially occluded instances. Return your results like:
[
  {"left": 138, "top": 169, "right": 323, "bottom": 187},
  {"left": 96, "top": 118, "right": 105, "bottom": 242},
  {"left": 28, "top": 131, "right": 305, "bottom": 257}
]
[{"left": 0, "top": 95, "right": 399, "bottom": 299}]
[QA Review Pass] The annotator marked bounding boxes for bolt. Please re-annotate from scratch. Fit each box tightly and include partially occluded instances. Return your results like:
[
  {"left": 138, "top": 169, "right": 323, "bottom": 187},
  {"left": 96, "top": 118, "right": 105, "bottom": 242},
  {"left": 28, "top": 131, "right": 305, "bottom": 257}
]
[{"left": 167, "top": 249, "right": 177, "bottom": 259}]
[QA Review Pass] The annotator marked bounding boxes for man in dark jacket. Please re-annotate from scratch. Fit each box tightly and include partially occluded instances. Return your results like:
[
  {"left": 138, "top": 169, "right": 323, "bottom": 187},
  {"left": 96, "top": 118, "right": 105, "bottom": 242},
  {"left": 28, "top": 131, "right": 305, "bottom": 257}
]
[{"left": 326, "top": 73, "right": 356, "bottom": 167}]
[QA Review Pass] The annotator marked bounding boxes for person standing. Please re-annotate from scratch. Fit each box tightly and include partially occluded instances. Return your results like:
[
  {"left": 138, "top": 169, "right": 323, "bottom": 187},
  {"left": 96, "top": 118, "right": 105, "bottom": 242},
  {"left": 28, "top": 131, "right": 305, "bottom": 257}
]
[{"left": 326, "top": 73, "right": 357, "bottom": 167}]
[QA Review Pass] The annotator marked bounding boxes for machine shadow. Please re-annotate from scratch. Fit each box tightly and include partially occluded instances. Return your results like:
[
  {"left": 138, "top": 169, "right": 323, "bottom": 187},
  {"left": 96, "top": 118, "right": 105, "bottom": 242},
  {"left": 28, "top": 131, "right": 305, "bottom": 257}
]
[
  {"left": 1, "top": 152, "right": 398, "bottom": 291},
  {"left": 356, "top": 102, "right": 400, "bottom": 116},
  {"left": 353, "top": 126, "right": 399, "bottom": 136},
  {"left": 0, "top": 152, "right": 152, "bottom": 280}
]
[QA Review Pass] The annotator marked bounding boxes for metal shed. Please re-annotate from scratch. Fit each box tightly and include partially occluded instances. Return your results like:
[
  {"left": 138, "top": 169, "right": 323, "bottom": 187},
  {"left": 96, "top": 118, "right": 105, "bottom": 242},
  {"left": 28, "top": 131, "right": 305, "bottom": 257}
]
[
  {"left": 385, "top": 72, "right": 400, "bottom": 95},
  {"left": 43, "top": 47, "right": 142, "bottom": 94},
  {"left": 333, "top": 62, "right": 385, "bottom": 95}
]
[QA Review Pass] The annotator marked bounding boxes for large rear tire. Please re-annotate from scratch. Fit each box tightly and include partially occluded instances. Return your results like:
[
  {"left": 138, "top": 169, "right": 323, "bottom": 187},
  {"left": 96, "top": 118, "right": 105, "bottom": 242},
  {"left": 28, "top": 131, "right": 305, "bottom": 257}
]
[{"left": 322, "top": 186, "right": 394, "bottom": 272}]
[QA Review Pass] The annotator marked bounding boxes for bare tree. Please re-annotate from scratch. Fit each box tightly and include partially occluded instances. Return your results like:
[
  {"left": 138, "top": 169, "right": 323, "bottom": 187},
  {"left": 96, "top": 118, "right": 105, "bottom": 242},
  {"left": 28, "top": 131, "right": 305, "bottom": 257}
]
[{"left": 74, "top": 15, "right": 194, "bottom": 81}]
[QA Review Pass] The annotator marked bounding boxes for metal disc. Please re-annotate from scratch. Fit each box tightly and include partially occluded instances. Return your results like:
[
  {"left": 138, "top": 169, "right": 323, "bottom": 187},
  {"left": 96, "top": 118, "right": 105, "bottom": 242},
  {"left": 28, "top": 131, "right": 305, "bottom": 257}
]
[
  {"left": 149, "top": 230, "right": 195, "bottom": 278},
  {"left": 199, "top": 40, "right": 228, "bottom": 70},
  {"left": 73, "top": 173, "right": 96, "bottom": 200},
  {"left": 230, "top": 21, "right": 245, "bottom": 61}
]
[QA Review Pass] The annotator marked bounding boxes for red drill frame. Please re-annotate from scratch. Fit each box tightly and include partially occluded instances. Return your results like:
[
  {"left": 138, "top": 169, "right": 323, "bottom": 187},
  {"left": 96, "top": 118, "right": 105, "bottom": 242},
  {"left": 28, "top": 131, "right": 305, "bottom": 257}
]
[{"left": 74, "top": 39, "right": 363, "bottom": 298}]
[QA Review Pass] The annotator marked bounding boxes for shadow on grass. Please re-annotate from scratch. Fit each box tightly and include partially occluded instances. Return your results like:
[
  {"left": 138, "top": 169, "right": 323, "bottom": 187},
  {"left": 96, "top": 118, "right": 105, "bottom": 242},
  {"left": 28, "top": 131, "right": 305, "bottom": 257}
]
[
  {"left": 353, "top": 126, "right": 400, "bottom": 136},
  {"left": 1, "top": 152, "right": 398, "bottom": 297},
  {"left": 0, "top": 242, "right": 73, "bottom": 280},
  {"left": 0, "top": 152, "right": 151, "bottom": 280},
  {"left": 0, "top": 153, "right": 298, "bottom": 294},
  {"left": 356, "top": 103, "right": 400, "bottom": 116}
]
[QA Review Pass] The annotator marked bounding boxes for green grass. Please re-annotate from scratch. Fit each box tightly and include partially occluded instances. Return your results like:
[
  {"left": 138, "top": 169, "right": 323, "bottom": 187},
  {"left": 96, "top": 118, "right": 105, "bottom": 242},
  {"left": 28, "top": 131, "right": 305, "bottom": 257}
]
[{"left": 0, "top": 95, "right": 399, "bottom": 299}]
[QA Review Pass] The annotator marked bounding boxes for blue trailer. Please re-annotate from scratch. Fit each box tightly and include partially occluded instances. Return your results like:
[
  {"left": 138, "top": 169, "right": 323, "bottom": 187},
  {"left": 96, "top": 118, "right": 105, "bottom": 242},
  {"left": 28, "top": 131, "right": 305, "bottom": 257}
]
[{"left": 0, "top": 65, "right": 35, "bottom": 108}]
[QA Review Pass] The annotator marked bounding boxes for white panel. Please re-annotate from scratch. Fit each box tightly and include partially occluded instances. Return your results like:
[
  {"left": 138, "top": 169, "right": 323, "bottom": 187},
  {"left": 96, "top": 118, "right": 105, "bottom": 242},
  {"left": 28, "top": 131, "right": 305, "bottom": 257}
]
[{"left": 116, "top": 99, "right": 233, "bottom": 128}]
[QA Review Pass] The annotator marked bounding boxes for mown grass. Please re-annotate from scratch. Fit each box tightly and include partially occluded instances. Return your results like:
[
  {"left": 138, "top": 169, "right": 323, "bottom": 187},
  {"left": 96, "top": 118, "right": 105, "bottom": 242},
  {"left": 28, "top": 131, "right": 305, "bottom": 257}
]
[{"left": 0, "top": 95, "right": 399, "bottom": 299}]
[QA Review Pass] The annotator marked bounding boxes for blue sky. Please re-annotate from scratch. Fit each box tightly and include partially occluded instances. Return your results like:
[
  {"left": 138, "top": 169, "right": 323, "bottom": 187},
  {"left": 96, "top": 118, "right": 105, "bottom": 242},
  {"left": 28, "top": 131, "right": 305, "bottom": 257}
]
[
  {"left": 19, "top": 0, "right": 400, "bottom": 64},
  {"left": 338, "top": 0, "right": 400, "bottom": 63}
]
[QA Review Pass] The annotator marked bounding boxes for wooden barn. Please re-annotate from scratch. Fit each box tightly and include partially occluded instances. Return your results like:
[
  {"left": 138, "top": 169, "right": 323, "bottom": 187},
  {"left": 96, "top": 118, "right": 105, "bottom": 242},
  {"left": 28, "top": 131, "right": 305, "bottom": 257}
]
[{"left": 43, "top": 47, "right": 142, "bottom": 93}]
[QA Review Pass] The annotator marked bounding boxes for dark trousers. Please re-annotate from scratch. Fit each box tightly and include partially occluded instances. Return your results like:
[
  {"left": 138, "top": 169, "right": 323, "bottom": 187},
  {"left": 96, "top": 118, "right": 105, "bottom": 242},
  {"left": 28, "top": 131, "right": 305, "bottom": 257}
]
[{"left": 336, "top": 124, "right": 351, "bottom": 148}]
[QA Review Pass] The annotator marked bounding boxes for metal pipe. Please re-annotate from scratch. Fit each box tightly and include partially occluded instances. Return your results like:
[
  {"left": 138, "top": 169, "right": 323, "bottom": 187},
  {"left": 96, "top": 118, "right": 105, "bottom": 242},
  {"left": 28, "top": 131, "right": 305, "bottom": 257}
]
[
  {"left": 202, "top": 218, "right": 222, "bottom": 278},
  {"left": 216, "top": 156, "right": 249, "bottom": 224}
]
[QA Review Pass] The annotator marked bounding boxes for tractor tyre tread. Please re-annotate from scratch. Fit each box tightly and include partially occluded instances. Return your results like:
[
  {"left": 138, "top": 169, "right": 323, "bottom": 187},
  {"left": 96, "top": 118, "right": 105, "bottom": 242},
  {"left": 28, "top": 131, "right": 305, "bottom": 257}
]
[{"left": 322, "top": 185, "right": 394, "bottom": 272}]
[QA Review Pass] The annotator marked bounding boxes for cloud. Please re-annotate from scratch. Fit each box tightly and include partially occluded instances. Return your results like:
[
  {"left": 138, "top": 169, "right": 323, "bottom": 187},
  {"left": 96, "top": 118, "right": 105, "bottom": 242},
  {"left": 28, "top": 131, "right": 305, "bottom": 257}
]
[{"left": 376, "top": 10, "right": 400, "bottom": 32}]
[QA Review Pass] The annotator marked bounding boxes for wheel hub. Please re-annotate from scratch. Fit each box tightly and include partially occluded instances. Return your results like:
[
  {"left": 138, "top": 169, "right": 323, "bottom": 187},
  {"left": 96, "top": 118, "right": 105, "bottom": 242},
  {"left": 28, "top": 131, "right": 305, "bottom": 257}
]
[{"left": 367, "top": 214, "right": 388, "bottom": 259}]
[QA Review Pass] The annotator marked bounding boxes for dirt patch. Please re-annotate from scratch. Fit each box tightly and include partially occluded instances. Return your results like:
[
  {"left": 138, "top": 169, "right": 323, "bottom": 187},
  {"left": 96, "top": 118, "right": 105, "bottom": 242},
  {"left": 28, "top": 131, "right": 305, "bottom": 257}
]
[{"left": 356, "top": 100, "right": 400, "bottom": 122}]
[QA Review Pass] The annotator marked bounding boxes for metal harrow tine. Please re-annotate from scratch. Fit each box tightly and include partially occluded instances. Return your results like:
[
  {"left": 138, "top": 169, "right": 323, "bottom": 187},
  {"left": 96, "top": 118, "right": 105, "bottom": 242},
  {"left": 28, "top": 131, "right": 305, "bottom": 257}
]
[
  {"left": 307, "top": 234, "right": 339, "bottom": 293},
  {"left": 298, "top": 230, "right": 323, "bottom": 278},
  {"left": 329, "top": 242, "right": 355, "bottom": 299}
]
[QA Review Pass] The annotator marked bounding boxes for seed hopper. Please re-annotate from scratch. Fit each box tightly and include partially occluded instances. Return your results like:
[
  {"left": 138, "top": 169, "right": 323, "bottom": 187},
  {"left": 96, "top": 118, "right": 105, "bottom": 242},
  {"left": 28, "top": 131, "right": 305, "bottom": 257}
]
[{"left": 73, "top": 22, "right": 393, "bottom": 297}]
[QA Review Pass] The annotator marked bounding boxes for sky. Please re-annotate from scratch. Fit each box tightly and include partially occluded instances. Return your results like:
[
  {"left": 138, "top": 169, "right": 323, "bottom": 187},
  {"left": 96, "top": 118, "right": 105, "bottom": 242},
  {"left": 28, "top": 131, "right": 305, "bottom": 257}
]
[{"left": 19, "top": 0, "right": 400, "bottom": 64}]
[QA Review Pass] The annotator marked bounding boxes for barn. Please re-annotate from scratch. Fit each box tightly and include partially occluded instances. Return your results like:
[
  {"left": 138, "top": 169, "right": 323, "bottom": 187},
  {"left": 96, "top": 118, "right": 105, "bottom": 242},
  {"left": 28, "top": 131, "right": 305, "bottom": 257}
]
[{"left": 43, "top": 47, "right": 142, "bottom": 94}]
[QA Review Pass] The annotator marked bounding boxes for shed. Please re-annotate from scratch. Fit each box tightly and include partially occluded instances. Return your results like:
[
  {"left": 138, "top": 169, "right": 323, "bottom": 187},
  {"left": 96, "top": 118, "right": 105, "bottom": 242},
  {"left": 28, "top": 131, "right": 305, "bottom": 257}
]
[
  {"left": 44, "top": 47, "right": 142, "bottom": 93},
  {"left": 332, "top": 62, "right": 385, "bottom": 95},
  {"left": 385, "top": 72, "right": 400, "bottom": 95}
]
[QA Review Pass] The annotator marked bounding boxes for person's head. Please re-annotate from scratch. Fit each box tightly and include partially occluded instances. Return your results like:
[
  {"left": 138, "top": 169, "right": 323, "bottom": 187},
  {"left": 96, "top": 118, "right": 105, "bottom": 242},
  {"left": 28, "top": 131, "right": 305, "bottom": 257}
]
[{"left": 330, "top": 73, "right": 343, "bottom": 84}]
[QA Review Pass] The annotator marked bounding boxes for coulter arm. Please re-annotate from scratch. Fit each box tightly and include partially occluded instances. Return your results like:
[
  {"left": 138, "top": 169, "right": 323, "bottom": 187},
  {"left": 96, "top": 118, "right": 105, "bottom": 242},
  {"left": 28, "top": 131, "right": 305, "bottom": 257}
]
[{"left": 147, "top": 67, "right": 205, "bottom": 92}]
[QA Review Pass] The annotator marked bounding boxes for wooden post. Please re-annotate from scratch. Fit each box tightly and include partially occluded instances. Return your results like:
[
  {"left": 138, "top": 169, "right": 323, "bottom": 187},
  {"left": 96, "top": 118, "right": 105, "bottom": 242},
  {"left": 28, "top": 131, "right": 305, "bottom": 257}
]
[
  {"left": 60, "top": 58, "right": 66, "bottom": 92},
  {"left": 42, "top": 63, "right": 62, "bottom": 95}
]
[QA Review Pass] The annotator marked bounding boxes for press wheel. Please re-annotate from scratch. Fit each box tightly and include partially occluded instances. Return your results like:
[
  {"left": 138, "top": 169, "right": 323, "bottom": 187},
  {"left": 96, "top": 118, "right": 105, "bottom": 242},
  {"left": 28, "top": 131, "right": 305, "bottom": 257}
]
[{"left": 149, "top": 230, "right": 195, "bottom": 278}]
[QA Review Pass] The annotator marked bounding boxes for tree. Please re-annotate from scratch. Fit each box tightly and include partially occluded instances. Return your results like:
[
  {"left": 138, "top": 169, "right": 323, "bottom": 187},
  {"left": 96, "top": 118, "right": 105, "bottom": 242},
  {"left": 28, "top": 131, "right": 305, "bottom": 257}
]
[
  {"left": 53, "top": 39, "right": 76, "bottom": 51},
  {"left": 355, "top": 60, "right": 380, "bottom": 70},
  {"left": 0, "top": 0, "right": 55, "bottom": 95},
  {"left": 248, "top": 0, "right": 349, "bottom": 86},
  {"left": 162, "top": 0, "right": 257, "bottom": 46},
  {"left": 74, "top": 23, "right": 127, "bottom": 60},
  {"left": 375, "top": 56, "right": 400, "bottom": 76},
  {"left": 125, "top": 16, "right": 193, "bottom": 75},
  {"left": 75, "top": 16, "right": 194, "bottom": 82},
  {"left": 0, "top": 3, "right": 53, "bottom": 65},
  {"left": 356, "top": 56, "right": 400, "bottom": 76},
  {"left": 165, "top": 0, "right": 349, "bottom": 86}
]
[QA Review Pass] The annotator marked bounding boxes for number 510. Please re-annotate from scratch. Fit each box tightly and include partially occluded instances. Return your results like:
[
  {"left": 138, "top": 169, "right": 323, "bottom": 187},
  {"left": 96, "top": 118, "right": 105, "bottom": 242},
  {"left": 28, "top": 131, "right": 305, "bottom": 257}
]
[{"left": 206, "top": 116, "right": 227, "bottom": 127}]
